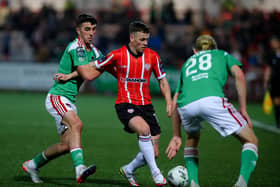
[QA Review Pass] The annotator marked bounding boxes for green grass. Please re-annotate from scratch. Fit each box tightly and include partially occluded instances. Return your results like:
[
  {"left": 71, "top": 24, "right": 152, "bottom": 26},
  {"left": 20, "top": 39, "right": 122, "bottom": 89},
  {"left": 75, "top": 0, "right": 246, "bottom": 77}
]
[{"left": 0, "top": 92, "right": 279, "bottom": 187}]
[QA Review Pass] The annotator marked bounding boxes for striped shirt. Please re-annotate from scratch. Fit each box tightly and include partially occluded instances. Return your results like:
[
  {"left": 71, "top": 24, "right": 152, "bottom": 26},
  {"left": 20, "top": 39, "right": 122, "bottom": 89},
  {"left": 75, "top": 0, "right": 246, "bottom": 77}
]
[{"left": 95, "top": 45, "right": 166, "bottom": 105}]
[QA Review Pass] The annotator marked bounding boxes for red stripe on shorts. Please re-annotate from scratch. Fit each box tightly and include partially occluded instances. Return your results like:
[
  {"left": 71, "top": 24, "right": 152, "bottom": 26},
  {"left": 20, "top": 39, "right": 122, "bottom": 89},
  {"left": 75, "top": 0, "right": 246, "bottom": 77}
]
[{"left": 50, "top": 95, "right": 67, "bottom": 117}]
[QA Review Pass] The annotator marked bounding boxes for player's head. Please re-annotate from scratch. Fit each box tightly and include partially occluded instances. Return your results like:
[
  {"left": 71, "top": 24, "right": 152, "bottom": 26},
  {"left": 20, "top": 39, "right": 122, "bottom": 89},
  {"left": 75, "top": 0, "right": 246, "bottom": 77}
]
[
  {"left": 129, "top": 21, "right": 150, "bottom": 54},
  {"left": 270, "top": 36, "right": 280, "bottom": 50},
  {"left": 194, "top": 35, "right": 217, "bottom": 52},
  {"left": 76, "top": 14, "right": 97, "bottom": 46}
]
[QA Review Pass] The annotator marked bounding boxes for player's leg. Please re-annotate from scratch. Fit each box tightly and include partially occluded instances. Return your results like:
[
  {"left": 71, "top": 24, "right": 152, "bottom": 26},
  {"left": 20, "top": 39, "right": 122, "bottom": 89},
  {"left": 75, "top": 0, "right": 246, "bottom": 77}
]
[
  {"left": 201, "top": 97, "right": 258, "bottom": 187},
  {"left": 22, "top": 95, "right": 72, "bottom": 183},
  {"left": 120, "top": 129, "right": 161, "bottom": 186},
  {"left": 184, "top": 133, "right": 200, "bottom": 187},
  {"left": 128, "top": 116, "right": 167, "bottom": 186},
  {"left": 234, "top": 125, "right": 258, "bottom": 187},
  {"left": 271, "top": 82, "right": 280, "bottom": 128},
  {"left": 273, "top": 97, "right": 280, "bottom": 128},
  {"left": 152, "top": 134, "right": 160, "bottom": 158},
  {"left": 177, "top": 100, "right": 202, "bottom": 187},
  {"left": 62, "top": 111, "right": 96, "bottom": 183},
  {"left": 22, "top": 127, "right": 70, "bottom": 183}
]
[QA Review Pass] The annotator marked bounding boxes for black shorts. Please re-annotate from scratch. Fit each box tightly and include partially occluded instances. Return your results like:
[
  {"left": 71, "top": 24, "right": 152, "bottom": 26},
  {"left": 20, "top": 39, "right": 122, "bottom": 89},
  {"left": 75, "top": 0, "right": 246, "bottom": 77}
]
[{"left": 115, "top": 103, "right": 161, "bottom": 136}]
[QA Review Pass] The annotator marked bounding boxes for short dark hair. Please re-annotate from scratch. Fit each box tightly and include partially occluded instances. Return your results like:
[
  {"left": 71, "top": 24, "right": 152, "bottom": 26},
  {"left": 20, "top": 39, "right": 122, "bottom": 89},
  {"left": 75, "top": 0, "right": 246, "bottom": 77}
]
[
  {"left": 76, "top": 14, "right": 97, "bottom": 27},
  {"left": 129, "top": 21, "right": 150, "bottom": 34}
]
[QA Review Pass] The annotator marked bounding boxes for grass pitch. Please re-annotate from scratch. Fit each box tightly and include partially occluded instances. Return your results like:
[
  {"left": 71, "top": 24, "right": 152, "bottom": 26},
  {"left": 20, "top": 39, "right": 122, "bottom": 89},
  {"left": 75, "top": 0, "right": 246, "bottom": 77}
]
[{"left": 0, "top": 92, "right": 279, "bottom": 187}]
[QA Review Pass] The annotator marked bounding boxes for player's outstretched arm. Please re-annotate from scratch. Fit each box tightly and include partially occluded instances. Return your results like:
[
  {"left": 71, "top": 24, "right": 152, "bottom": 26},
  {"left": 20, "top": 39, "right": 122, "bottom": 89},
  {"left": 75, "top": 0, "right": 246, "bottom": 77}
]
[
  {"left": 77, "top": 64, "right": 104, "bottom": 81},
  {"left": 231, "top": 65, "right": 252, "bottom": 128},
  {"left": 165, "top": 93, "right": 182, "bottom": 160},
  {"left": 159, "top": 77, "right": 172, "bottom": 117}
]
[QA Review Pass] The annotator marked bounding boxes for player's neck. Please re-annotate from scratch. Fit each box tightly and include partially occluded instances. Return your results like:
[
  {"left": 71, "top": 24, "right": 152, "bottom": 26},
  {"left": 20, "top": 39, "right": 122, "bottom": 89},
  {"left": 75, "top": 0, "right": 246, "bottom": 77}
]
[{"left": 127, "top": 43, "right": 142, "bottom": 57}]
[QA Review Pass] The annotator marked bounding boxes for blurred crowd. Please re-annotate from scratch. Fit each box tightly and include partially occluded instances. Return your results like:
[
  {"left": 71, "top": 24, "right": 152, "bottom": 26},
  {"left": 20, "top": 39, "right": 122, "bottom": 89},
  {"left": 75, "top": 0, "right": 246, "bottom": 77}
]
[{"left": 0, "top": 0, "right": 280, "bottom": 99}]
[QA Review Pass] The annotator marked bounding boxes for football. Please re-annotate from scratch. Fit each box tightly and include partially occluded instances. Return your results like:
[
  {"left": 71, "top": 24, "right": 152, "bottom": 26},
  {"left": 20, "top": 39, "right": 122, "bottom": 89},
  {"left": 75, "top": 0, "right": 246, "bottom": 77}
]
[{"left": 167, "top": 165, "right": 189, "bottom": 187}]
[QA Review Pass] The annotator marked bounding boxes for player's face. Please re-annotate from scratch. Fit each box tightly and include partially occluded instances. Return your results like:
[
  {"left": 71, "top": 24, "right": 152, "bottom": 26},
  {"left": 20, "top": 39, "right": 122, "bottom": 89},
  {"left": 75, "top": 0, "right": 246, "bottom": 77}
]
[
  {"left": 130, "top": 31, "right": 150, "bottom": 54},
  {"left": 77, "top": 22, "right": 96, "bottom": 46}
]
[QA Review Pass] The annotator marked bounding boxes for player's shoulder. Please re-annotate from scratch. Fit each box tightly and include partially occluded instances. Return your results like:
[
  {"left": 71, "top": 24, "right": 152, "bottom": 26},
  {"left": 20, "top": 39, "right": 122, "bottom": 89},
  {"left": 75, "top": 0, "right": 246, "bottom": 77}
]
[
  {"left": 213, "top": 49, "right": 229, "bottom": 56},
  {"left": 144, "top": 48, "right": 159, "bottom": 56},
  {"left": 66, "top": 38, "right": 83, "bottom": 52}
]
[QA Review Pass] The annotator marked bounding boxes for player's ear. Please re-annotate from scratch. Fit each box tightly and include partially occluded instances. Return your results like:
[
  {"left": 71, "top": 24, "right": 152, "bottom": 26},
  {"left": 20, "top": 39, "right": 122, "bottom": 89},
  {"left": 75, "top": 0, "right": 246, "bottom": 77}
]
[
  {"left": 192, "top": 48, "right": 197, "bottom": 54},
  {"left": 130, "top": 34, "right": 134, "bottom": 42},
  {"left": 76, "top": 27, "right": 81, "bottom": 36}
]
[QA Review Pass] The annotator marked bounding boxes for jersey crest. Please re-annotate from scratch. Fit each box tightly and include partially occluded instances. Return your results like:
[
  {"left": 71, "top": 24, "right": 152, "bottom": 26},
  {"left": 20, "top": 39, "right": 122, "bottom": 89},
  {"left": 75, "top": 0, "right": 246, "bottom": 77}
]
[{"left": 145, "top": 64, "right": 151, "bottom": 71}]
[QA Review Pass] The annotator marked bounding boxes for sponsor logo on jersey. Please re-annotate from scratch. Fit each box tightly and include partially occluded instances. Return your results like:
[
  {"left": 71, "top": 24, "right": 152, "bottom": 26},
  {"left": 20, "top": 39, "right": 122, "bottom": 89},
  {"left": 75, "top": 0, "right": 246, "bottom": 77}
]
[
  {"left": 76, "top": 47, "right": 85, "bottom": 57},
  {"left": 126, "top": 78, "right": 147, "bottom": 83},
  {"left": 191, "top": 73, "right": 208, "bottom": 81},
  {"left": 78, "top": 57, "right": 85, "bottom": 62}
]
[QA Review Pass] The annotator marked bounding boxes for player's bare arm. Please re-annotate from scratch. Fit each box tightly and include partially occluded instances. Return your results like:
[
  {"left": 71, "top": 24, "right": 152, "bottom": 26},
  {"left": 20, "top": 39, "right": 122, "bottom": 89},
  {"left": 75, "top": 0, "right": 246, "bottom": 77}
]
[
  {"left": 165, "top": 92, "right": 182, "bottom": 160},
  {"left": 231, "top": 65, "right": 253, "bottom": 128},
  {"left": 159, "top": 77, "right": 172, "bottom": 117},
  {"left": 54, "top": 71, "right": 79, "bottom": 82}
]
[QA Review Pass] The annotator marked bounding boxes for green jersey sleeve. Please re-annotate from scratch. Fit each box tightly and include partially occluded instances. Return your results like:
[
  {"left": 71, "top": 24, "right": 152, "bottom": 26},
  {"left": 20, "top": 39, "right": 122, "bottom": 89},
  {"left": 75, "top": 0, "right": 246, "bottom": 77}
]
[{"left": 225, "top": 51, "right": 243, "bottom": 73}]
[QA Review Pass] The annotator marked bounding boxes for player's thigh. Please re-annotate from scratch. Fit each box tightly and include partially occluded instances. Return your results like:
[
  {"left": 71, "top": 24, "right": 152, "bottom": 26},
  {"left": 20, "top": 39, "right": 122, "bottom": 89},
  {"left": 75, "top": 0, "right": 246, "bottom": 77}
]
[
  {"left": 235, "top": 125, "right": 258, "bottom": 145},
  {"left": 129, "top": 116, "right": 150, "bottom": 135},
  {"left": 142, "top": 105, "right": 161, "bottom": 136},
  {"left": 62, "top": 111, "right": 82, "bottom": 128},
  {"left": 177, "top": 102, "right": 202, "bottom": 135},
  {"left": 45, "top": 94, "right": 78, "bottom": 134},
  {"left": 201, "top": 97, "right": 247, "bottom": 137}
]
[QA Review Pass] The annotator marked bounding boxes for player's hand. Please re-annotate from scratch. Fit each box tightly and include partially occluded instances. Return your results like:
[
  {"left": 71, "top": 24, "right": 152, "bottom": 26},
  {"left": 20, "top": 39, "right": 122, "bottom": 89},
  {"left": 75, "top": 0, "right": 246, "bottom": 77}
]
[
  {"left": 165, "top": 136, "right": 182, "bottom": 160},
  {"left": 53, "top": 73, "right": 72, "bottom": 82},
  {"left": 240, "top": 110, "right": 253, "bottom": 128}
]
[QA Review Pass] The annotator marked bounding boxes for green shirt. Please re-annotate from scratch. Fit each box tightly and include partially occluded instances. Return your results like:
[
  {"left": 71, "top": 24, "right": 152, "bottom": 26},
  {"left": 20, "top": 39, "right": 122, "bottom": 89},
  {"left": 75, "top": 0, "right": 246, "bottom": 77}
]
[
  {"left": 49, "top": 38, "right": 103, "bottom": 103},
  {"left": 176, "top": 49, "right": 242, "bottom": 107}
]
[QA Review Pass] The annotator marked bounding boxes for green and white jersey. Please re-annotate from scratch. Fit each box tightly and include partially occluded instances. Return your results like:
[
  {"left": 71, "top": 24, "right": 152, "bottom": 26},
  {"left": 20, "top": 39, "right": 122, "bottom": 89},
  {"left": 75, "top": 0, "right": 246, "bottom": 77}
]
[
  {"left": 176, "top": 49, "right": 242, "bottom": 107},
  {"left": 49, "top": 37, "right": 103, "bottom": 103}
]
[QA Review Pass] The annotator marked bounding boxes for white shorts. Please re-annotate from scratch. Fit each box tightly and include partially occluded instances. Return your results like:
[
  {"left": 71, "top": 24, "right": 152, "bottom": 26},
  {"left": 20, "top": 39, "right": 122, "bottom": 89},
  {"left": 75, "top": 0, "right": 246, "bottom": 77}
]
[
  {"left": 177, "top": 96, "right": 247, "bottom": 137},
  {"left": 45, "top": 94, "right": 77, "bottom": 134}
]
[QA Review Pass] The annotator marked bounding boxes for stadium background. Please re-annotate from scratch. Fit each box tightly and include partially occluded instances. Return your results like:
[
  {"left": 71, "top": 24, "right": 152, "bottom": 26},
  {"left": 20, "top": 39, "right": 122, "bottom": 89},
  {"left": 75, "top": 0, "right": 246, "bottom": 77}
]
[{"left": 0, "top": 0, "right": 280, "bottom": 187}]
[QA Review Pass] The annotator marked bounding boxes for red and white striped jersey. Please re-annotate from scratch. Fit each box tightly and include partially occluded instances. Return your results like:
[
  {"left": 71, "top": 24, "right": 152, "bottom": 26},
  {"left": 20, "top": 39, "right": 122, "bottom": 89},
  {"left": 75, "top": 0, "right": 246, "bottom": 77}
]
[{"left": 95, "top": 45, "right": 166, "bottom": 105}]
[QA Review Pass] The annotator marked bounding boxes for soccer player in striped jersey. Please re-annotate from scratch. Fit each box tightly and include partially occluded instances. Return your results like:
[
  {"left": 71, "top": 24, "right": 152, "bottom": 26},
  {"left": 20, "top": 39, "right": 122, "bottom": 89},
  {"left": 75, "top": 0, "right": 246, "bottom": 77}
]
[
  {"left": 22, "top": 14, "right": 109, "bottom": 184},
  {"left": 59, "top": 21, "right": 172, "bottom": 186},
  {"left": 165, "top": 35, "right": 258, "bottom": 187},
  {"left": 96, "top": 21, "right": 172, "bottom": 186}
]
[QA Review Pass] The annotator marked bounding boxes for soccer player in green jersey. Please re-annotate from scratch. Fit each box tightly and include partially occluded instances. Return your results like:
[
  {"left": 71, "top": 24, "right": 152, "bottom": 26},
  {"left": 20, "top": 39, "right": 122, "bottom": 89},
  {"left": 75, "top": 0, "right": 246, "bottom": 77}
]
[
  {"left": 165, "top": 35, "right": 258, "bottom": 187},
  {"left": 22, "top": 14, "right": 107, "bottom": 184}
]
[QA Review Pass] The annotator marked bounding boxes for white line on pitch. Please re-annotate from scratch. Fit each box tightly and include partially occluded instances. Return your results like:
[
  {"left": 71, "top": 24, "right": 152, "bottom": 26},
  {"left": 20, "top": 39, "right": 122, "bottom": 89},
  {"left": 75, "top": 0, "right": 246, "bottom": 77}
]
[{"left": 252, "top": 119, "right": 280, "bottom": 134}]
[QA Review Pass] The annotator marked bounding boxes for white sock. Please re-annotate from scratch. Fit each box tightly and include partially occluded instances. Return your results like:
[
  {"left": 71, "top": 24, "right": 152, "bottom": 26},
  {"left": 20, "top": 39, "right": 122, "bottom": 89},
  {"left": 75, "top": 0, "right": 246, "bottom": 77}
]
[
  {"left": 75, "top": 164, "right": 85, "bottom": 177},
  {"left": 29, "top": 159, "right": 37, "bottom": 169},
  {"left": 126, "top": 152, "right": 146, "bottom": 174},
  {"left": 138, "top": 135, "right": 160, "bottom": 176}
]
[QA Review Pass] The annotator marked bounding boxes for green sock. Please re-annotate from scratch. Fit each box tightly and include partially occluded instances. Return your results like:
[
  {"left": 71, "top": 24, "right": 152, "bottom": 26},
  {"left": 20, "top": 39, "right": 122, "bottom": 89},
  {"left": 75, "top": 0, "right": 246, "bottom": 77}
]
[
  {"left": 240, "top": 146, "right": 258, "bottom": 184},
  {"left": 184, "top": 157, "right": 199, "bottom": 184},
  {"left": 33, "top": 152, "right": 48, "bottom": 168},
  {"left": 70, "top": 148, "right": 84, "bottom": 167}
]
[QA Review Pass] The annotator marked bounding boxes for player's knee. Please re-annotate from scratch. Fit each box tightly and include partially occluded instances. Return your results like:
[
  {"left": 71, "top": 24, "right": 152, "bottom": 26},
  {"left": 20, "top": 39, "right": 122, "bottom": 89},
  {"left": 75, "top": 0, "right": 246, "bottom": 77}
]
[
  {"left": 249, "top": 134, "right": 258, "bottom": 146},
  {"left": 60, "top": 143, "right": 70, "bottom": 153},
  {"left": 72, "top": 120, "right": 83, "bottom": 131},
  {"left": 139, "top": 126, "right": 151, "bottom": 136}
]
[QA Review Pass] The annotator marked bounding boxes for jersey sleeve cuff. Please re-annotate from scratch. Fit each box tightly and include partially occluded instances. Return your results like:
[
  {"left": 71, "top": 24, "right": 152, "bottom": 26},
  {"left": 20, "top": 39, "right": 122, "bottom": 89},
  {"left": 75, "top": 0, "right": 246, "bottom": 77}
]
[{"left": 157, "top": 73, "right": 166, "bottom": 80}]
